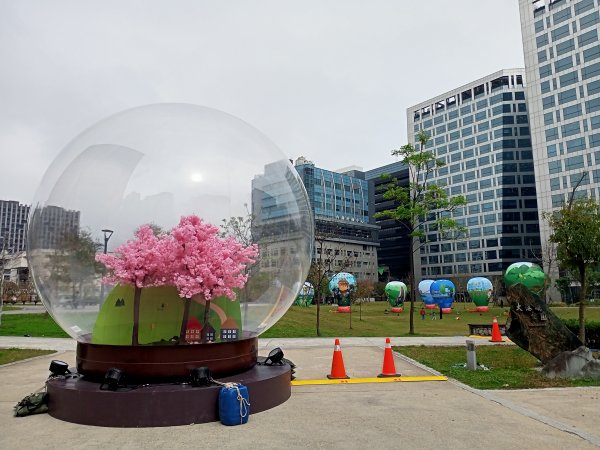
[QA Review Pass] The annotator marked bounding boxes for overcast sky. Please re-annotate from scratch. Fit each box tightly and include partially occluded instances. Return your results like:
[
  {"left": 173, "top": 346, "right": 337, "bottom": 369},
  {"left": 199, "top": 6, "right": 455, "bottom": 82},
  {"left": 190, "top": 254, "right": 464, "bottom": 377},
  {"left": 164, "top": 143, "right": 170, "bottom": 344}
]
[{"left": 1, "top": 0, "right": 524, "bottom": 204}]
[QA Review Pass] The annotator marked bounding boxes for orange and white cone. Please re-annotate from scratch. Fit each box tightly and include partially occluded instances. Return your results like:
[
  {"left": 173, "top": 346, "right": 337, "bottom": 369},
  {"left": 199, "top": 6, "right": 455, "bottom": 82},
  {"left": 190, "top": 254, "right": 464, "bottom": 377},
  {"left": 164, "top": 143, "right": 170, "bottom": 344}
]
[
  {"left": 490, "top": 317, "right": 503, "bottom": 343},
  {"left": 378, "top": 337, "right": 401, "bottom": 377},
  {"left": 327, "top": 338, "right": 350, "bottom": 379}
]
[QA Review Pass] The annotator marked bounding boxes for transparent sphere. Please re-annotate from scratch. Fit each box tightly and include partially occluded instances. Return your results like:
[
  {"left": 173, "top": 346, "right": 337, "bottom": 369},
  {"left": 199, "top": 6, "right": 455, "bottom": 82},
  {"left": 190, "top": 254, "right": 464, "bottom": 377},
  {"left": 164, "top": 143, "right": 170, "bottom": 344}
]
[{"left": 28, "top": 103, "right": 314, "bottom": 345}]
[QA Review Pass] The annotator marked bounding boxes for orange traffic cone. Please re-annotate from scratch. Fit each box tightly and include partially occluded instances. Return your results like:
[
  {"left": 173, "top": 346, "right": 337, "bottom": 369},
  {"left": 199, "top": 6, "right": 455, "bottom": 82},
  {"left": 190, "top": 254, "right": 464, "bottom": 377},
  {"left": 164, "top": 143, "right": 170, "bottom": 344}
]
[
  {"left": 378, "top": 337, "right": 401, "bottom": 377},
  {"left": 490, "top": 317, "right": 503, "bottom": 342},
  {"left": 327, "top": 338, "right": 350, "bottom": 379}
]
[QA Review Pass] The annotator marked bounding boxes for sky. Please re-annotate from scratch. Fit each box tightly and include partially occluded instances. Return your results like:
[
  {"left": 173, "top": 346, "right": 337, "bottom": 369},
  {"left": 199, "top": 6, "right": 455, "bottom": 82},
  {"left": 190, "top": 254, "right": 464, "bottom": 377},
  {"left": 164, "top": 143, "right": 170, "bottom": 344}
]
[{"left": 0, "top": 0, "right": 525, "bottom": 204}]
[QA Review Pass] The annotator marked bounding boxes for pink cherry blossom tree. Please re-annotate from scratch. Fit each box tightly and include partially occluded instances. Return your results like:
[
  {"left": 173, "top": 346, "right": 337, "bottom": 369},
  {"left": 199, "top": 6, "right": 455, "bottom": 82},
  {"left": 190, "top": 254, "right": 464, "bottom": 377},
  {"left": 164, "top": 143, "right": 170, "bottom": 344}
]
[
  {"left": 96, "top": 225, "right": 172, "bottom": 345},
  {"left": 169, "top": 215, "right": 258, "bottom": 343}
]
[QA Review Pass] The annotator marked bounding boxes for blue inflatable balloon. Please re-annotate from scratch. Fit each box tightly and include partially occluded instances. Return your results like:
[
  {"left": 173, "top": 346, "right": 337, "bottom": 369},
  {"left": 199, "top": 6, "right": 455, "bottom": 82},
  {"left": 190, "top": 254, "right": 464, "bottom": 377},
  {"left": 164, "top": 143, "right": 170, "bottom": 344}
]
[
  {"left": 430, "top": 279, "right": 455, "bottom": 309},
  {"left": 418, "top": 279, "right": 435, "bottom": 307}
]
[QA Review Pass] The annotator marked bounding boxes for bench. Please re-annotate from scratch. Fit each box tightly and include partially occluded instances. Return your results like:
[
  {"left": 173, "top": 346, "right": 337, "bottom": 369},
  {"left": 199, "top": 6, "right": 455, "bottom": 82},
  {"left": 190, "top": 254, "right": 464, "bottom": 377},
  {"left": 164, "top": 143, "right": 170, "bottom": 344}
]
[{"left": 468, "top": 323, "right": 507, "bottom": 336}]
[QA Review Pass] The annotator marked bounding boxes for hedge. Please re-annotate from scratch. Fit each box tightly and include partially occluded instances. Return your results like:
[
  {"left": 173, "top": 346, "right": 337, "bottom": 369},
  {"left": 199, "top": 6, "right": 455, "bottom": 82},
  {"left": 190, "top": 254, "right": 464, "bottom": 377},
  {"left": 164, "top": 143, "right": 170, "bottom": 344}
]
[{"left": 561, "top": 319, "right": 600, "bottom": 350}]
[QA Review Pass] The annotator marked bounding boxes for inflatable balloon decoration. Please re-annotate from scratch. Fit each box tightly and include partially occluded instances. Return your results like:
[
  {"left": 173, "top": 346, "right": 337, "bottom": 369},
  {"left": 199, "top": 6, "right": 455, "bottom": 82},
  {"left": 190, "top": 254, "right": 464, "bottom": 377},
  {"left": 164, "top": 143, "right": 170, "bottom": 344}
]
[
  {"left": 329, "top": 272, "right": 357, "bottom": 313},
  {"left": 430, "top": 279, "right": 455, "bottom": 314},
  {"left": 418, "top": 279, "right": 436, "bottom": 309},
  {"left": 467, "top": 277, "right": 493, "bottom": 312},
  {"left": 385, "top": 281, "right": 407, "bottom": 313}
]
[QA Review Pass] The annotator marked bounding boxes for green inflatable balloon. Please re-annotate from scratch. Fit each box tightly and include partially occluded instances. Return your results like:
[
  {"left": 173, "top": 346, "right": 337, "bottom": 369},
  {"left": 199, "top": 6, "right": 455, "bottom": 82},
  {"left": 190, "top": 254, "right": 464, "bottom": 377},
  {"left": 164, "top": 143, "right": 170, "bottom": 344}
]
[
  {"left": 385, "top": 281, "right": 407, "bottom": 308},
  {"left": 504, "top": 262, "right": 546, "bottom": 295}
]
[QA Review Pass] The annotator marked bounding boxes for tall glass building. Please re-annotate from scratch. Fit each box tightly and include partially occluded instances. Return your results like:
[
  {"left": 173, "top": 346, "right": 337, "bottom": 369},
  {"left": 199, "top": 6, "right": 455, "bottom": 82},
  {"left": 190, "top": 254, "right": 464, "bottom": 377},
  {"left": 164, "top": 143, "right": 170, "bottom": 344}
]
[
  {"left": 519, "top": 0, "right": 600, "bottom": 277},
  {"left": 408, "top": 69, "right": 542, "bottom": 283},
  {"left": 294, "top": 157, "right": 380, "bottom": 281}
]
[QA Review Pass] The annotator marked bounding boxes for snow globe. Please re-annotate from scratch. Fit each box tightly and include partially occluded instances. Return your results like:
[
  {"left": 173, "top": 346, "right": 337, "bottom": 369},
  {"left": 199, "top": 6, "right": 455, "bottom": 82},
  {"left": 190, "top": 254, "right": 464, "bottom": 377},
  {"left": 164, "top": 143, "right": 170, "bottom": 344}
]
[{"left": 28, "top": 103, "right": 314, "bottom": 426}]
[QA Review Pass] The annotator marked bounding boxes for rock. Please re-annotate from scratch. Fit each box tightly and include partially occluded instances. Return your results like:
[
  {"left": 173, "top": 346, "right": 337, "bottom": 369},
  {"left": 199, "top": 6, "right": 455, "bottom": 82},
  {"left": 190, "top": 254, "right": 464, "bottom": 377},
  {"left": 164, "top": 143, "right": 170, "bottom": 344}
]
[
  {"left": 580, "top": 359, "right": 600, "bottom": 379},
  {"left": 505, "top": 284, "right": 582, "bottom": 363},
  {"left": 542, "top": 346, "right": 593, "bottom": 379}
]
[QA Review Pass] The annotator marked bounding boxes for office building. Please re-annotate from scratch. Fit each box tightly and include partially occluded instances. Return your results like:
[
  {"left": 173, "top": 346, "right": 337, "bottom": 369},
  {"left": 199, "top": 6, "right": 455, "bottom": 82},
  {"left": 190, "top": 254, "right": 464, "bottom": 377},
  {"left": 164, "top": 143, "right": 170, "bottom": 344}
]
[
  {"left": 408, "top": 69, "right": 542, "bottom": 284},
  {"left": 0, "top": 200, "right": 29, "bottom": 254},
  {"left": 519, "top": 0, "right": 600, "bottom": 277},
  {"left": 293, "top": 157, "right": 379, "bottom": 282},
  {"left": 364, "top": 162, "right": 412, "bottom": 281}
]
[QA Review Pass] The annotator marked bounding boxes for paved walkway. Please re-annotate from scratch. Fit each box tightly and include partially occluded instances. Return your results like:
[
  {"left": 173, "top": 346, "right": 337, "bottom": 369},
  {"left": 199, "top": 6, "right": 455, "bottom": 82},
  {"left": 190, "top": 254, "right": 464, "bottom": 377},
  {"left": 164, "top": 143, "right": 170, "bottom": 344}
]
[
  {"left": 0, "top": 335, "right": 510, "bottom": 352},
  {"left": 0, "top": 336, "right": 599, "bottom": 449}
]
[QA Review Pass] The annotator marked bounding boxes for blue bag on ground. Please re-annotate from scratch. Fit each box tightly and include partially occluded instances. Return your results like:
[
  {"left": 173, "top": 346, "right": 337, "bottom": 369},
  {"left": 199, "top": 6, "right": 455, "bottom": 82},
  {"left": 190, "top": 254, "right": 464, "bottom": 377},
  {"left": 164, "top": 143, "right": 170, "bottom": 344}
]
[{"left": 218, "top": 383, "right": 250, "bottom": 425}]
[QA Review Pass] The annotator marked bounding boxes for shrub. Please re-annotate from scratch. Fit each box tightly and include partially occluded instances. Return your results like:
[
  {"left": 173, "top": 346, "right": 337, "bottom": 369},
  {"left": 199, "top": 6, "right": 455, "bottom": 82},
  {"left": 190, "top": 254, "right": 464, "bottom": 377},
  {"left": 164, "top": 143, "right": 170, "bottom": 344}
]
[{"left": 561, "top": 319, "right": 600, "bottom": 350}]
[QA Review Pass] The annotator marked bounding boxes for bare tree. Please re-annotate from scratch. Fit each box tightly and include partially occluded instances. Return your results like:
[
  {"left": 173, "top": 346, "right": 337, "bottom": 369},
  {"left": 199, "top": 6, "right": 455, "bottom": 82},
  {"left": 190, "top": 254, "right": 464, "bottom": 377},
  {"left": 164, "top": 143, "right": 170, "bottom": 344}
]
[{"left": 306, "top": 226, "right": 355, "bottom": 336}]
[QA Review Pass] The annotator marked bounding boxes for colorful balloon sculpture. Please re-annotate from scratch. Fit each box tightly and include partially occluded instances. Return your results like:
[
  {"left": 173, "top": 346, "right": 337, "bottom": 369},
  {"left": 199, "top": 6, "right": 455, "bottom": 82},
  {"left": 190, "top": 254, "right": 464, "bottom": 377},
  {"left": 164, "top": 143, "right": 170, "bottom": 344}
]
[
  {"left": 296, "top": 282, "right": 314, "bottom": 307},
  {"left": 418, "top": 279, "right": 436, "bottom": 309},
  {"left": 385, "top": 281, "right": 407, "bottom": 313},
  {"left": 430, "top": 279, "right": 455, "bottom": 314},
  {"left": 504, "top": 262, "right": 547, "bottom": 297},
  {"left": 329, "top": 272, "right": 357, "bottom": 313},
  {"left": 467, "top": 277, "right": 493, "bottom": 312}
]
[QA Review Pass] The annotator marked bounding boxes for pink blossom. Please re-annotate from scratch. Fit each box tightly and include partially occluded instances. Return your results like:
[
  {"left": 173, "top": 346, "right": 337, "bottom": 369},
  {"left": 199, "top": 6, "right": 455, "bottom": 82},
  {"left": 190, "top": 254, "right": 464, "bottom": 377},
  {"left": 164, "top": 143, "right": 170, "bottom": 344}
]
[
  {"left": 95, "top": 225, "right": 172, "bottom": 289},
  {"left": 169, "top": 215, "right": 258, "bottom": 300},
  {"left": 96, "top": 216, "right": 258, "bottom": 301}
]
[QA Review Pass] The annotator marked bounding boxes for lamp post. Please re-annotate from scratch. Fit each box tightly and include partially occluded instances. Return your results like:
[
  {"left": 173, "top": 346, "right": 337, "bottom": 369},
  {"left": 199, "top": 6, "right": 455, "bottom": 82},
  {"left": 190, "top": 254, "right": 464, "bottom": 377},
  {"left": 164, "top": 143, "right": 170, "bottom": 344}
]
[{"left": 100, "top": 229, "right": 113, "bottom": 301}]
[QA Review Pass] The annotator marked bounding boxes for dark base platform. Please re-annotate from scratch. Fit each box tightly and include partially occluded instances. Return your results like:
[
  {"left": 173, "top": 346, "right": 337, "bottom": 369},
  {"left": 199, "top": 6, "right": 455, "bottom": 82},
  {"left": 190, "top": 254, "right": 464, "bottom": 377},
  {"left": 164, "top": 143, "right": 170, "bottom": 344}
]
[{"left": 47, "top": 363, "right": 291, "bottom": 427}]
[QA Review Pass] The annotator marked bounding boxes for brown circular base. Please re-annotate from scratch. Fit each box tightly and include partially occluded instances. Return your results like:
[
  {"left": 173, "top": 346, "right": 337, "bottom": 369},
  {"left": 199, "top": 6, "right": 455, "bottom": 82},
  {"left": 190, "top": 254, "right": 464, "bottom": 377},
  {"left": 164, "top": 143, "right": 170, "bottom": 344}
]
[
  {"left": 77, "top": 338, "right": 258, "bottom": 382},
  {"left": 46, "top": 362, "right": 291, "bottom": 427}
]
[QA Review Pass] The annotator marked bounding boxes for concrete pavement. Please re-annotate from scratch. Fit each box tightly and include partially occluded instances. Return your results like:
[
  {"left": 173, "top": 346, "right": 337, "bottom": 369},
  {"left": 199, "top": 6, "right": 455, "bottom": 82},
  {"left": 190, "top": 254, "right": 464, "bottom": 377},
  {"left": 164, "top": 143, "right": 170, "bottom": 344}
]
[{"left": 0, "top": 336, "right": 599, "bottom": 449}]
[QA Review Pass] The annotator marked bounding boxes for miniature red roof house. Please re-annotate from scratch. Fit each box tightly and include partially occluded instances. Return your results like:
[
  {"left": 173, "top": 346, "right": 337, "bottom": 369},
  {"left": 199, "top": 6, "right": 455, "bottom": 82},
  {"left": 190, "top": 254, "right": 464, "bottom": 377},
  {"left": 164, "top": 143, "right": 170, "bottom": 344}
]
[
  {"left": 220, "top": 317, "right": 239, "bottom": 342},
  {"left": 185, "top": 317, "right": 203, "bottom": 343}
]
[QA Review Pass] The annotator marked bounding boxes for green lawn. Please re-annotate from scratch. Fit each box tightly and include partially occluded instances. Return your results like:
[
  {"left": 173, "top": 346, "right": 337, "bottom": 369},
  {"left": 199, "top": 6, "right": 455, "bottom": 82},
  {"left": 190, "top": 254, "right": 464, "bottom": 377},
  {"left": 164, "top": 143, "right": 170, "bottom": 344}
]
[
  {"left": 0, "top": 313, "right": 70, "bottom": 338},
  {"left": 261, "top": 302, "right": 600, "bottom": 338},
  {"left": 0, "top": 348, "right": 55, "bottom": 365},
  {"left": 1, "top": 303, "right": 600, "bottom": 339},
  {"left": 395, "top": 345, "right": 600, "bottom": 389}
]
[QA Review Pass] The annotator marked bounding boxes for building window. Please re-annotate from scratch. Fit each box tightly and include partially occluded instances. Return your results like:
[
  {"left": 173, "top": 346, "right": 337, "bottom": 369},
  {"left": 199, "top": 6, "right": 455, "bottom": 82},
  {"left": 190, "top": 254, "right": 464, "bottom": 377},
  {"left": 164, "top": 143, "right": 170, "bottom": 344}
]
[
  {"left": 543, "top": 95, "right": 556, "bottom": 109},
  {"left": 554, "top": 56, "right": 573, "bottom": 73},
  {"left": 556, "top": 38, "right": 575, "bottom": 56},
  {"left": 545, "top": 127, "right": 559, "bottom": 141},
  {"left": 563, "top": 104, "right": 582, "bottom": 120},
  {"left": 565, "top": 155, "right": 585, "bottom": 170},
  {"left": 551, "top": 23, "right": 570, "bottom": 41},
  {"left": 582, "top": 62, "right": 600, "bottom": 80},
  {"left": 578, "top": 29, "right": 599, "bottom": 47},
  {"left": 566, "top": 137, "right": 586, "bottom": 152},
  {"left": 579, "top": 11, "right": 600, "bottom": 30},
  {"left": 562, "top": 122, "right": 581, "bottom": 138}
]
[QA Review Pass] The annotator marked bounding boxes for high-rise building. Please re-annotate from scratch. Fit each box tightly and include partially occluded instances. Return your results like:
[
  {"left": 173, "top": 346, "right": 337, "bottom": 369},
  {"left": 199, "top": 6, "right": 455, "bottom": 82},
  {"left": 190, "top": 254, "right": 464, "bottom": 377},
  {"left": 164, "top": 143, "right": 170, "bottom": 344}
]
[
  {"left": 293, "top": 157, "right": 379, "bottom": 282},
  {"left": 408, "top": 69, "right": 542, "bottom": 284},
  {"left": 0, "top": 200, "right": 30, "bottom": 254},
  {"left": 364, "top": 162, "right": 411, "bottom": 281},
  {"left": 519, "top": 0, "right": 600, "bottom": 276}
]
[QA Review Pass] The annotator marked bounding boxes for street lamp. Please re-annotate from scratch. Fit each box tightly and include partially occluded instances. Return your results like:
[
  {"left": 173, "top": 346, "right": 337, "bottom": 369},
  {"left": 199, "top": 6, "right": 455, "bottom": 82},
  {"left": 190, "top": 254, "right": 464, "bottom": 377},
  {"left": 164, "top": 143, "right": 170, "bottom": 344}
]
[
  {"left": 102, "top": 229, "right": 114, "bottom": 255},
  {"left": 100, "top": 229, "right": 113, "bottom": 301}
]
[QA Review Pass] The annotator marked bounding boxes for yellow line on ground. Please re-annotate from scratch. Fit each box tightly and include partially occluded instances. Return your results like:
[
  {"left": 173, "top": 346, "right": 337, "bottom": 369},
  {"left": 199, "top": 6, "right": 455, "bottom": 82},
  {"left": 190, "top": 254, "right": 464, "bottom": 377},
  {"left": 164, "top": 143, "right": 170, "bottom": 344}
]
[
  {"left": 291, "top": 376, "right": 447, "bottom": 386},
  {"left": 468, "top": 335, "right": 511, "bottom": 342}
]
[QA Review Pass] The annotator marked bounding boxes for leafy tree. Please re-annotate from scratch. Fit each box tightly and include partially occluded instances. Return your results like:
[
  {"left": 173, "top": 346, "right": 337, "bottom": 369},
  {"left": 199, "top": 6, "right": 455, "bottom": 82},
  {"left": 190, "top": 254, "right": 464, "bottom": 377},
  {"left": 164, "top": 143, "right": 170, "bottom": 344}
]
[
  {"left": 376, "top": 130, "right": 466, "bottom": 335},
  {"left": 545, "top": 197, "right": 600, "bottom": 343},
  {"left": 46, "top": 229, "right": 103, "bottom": 302}
]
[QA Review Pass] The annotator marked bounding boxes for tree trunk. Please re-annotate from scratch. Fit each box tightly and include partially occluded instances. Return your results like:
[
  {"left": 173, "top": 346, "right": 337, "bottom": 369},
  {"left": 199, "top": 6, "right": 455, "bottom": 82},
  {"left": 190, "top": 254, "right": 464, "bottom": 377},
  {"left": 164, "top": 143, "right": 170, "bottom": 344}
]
[
  {"left": 409, "top": 240, "right": 415, "bottom": 335},
  {"left": 201, "top": 298, "right": 212, "bottom": 343},
  {"left": 179, "top": 298, "right": 191, "bottom": 343},
  {"left": 132, "top": 286, "right": 141, "bottom": 346},
  {"left": 316, "top": 293, "right": 321, "bottom": 336},
  {"left": 349, "top": 306, "right": 352, "bottom": 329},
  {"left": 578, "top": 263, "right": 587, "bottom": 344}
]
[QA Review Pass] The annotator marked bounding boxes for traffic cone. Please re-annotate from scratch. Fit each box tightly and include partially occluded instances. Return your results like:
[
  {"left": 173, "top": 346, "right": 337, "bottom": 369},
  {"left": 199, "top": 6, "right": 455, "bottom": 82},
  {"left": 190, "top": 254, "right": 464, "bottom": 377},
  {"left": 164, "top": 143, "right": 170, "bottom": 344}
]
[
  {"left": 327, "top": 338, "right": 350, "bottom": 379},
  {"left": 378, "top": 337, "right": 401, "bottom": 377},
  {"left": 490, "top": 317, "right": 503, "bottom": 343}
]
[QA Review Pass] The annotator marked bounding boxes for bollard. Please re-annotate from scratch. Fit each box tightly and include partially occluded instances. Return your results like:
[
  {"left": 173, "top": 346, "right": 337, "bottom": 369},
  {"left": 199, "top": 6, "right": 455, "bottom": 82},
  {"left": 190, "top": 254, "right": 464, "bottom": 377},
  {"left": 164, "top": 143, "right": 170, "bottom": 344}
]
[{"left": 466, "top": 339, "right": 477, "bottom": 371}]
